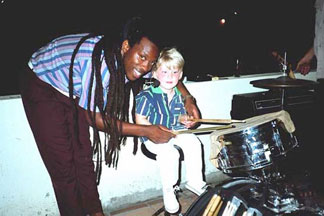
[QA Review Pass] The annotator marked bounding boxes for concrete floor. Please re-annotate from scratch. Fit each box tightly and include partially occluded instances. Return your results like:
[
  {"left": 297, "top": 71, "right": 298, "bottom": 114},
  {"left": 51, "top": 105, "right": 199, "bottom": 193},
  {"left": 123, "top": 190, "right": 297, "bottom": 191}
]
[{"left": 109, "top": 188, "right": 199, "bottom": 216}]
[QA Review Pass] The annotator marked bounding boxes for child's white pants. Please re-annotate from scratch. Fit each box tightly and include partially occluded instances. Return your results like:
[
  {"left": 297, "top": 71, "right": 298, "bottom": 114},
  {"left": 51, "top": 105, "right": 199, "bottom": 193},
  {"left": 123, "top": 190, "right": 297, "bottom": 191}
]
[{"left": 144, "top": 133, "right": 205, "bottom": 192}]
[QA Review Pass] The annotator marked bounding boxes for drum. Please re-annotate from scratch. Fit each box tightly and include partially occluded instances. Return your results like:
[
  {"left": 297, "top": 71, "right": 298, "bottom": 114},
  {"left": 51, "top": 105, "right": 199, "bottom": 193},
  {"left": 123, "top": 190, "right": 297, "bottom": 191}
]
[
  {"left": 217, "top": 119, "right": 298, "bottom": 174},
  {"left": 184, "top": 177, "right": 322, "bottom": 216}
]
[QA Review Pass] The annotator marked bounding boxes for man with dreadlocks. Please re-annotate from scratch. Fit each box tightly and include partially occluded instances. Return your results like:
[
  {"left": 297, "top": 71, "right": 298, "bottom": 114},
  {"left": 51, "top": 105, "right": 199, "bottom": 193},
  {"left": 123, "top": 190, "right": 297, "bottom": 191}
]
[{"left": 20, "top": 16, "right": 200, "bottom": 216}]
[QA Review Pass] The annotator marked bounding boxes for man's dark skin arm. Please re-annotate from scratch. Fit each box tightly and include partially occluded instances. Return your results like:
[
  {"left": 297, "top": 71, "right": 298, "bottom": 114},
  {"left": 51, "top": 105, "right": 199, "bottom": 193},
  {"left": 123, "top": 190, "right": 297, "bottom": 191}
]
[
  {"left": 84, "top": 111, "right": 175, "bottom": 144},
  {"left": 177, "top": 81, "right": 201, "bottom": 128}
]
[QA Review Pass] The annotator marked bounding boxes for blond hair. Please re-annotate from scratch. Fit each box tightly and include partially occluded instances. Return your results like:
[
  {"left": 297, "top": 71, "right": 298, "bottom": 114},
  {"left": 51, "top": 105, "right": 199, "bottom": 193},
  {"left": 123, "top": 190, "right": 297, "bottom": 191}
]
[{"left": 152, "top": 47, "right": 184, "bottom": 72}]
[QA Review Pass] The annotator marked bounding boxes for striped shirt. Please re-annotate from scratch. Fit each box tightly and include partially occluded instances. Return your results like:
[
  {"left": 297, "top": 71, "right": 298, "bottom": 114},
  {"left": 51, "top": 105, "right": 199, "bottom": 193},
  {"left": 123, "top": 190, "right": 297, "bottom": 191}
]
[
  {"left": 29, "top": 33, "right": 110, "bottom": 111},
  {"left": 135, "top": 86, "right": 186, "bottom": 142}
]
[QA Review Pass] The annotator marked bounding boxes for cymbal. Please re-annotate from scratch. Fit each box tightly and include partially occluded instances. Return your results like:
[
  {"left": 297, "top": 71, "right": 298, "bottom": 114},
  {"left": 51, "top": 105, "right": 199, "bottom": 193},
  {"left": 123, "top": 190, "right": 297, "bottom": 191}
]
[{"left": 250, "top": 76, "right": 318, "bottom": 89}]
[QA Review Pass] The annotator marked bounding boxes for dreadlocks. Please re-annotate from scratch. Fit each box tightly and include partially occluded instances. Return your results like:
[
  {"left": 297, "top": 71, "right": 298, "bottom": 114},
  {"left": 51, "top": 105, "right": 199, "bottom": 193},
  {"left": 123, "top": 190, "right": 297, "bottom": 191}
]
[{"left": 69, "top": 16, "right": 163, "bottom": 184}]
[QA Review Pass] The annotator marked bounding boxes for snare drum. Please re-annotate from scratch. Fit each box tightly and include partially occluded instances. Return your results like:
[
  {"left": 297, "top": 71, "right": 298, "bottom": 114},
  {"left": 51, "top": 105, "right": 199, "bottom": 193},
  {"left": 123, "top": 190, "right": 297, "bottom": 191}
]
[{"left": 216, "top": 119, "right": 298, "bottom": 174}]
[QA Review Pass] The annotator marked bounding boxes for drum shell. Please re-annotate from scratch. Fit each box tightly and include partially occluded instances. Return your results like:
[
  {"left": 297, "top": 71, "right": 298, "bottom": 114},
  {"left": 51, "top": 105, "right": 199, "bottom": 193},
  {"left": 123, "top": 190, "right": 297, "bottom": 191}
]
[{"left": 217, "top": 120, "right": 298, "bottom": 174}]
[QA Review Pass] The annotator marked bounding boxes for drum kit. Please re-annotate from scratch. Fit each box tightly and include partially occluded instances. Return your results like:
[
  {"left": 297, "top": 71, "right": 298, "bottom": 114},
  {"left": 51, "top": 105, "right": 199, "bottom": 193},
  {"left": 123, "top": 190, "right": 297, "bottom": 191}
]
[{"left": 184, "top": 74, "right": 324, "bottom": 215}]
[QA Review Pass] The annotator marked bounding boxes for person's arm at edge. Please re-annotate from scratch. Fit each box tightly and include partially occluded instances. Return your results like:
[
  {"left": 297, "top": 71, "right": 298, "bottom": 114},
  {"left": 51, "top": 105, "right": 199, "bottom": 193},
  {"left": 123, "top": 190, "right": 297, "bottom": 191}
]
[{"left": 296, "top": 47, "right": 315, "bottom": 75}]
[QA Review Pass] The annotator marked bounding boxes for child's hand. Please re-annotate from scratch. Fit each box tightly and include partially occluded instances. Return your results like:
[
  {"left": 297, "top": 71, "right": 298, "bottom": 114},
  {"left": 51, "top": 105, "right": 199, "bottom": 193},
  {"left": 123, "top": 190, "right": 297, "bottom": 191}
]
[{"left": 179, "top": 114, "right": 195, "bottom": 128}]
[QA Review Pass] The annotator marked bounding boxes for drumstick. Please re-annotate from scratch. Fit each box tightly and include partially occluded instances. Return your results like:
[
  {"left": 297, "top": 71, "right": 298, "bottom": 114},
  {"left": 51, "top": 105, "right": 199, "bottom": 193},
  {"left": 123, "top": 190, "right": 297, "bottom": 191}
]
[
  {"left": 207, "top": 195, "right": 222, "bottom": 216},
  {"left": 203, "top": 194, "right": 217, "bottom": 216},
  {"left": 213, "top": 199, "right": 223, "bottom": 216},
  {"left": 190, "top": 118, "right": 246, "bottom": 124},
  {"left": 157, "top": 126, "right": 177, "bottom": 136},
  {"left": 178, "top": 115, "right": 245, "bottom": 124},
  {"left": 288, "top": 66, "right": 296, "bottom": 79},
  {"left": 173, "top": 125, "right": 234, "bottom": 135}
]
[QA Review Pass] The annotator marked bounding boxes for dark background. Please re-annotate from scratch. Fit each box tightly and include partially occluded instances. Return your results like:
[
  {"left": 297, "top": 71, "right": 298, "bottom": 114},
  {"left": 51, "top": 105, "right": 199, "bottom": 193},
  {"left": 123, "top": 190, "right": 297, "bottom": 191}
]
[{"left": 0, "top": 0, "right": 316, "bottom": 96}]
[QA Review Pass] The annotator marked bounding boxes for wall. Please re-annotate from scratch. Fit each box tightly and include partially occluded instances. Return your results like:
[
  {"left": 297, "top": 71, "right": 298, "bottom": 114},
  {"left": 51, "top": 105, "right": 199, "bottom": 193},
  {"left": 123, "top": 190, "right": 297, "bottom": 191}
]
[{"left": 0, "top": 72, "right": 317, "bottom": 215}]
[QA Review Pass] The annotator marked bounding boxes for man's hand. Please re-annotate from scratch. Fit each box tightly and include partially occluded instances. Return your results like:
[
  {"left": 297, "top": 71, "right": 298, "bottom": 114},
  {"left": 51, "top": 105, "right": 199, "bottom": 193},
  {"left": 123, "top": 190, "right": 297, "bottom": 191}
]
[
  {"left": 146, "top": 125, "right": 176, "bottom": 144},
  {"left": 176, "top": 81, "right": 201, "bottom": 128},
  {"left": 184, "top": 96, "right": 201, "bottom": 129}
]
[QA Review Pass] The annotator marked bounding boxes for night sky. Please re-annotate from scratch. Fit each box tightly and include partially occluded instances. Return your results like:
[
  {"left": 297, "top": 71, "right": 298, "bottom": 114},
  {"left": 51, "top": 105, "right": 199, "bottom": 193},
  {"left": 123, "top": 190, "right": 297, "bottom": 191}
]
[{"left": 0, "top": 0, "right": 316, "bottom": 96}]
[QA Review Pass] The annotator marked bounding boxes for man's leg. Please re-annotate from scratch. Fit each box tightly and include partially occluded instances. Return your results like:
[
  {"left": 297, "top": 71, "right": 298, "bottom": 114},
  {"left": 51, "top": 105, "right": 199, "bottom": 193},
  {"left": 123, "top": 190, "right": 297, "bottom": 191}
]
[{"left": 20, "top": 67, "right": 102, "bottom": 215}]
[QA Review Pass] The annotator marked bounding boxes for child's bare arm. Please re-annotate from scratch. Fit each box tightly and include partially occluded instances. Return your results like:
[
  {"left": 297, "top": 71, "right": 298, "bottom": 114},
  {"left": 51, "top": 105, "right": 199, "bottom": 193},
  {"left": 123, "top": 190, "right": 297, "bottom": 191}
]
[{"left": 135, "top": 113, "right": 152, "bottom": 125}]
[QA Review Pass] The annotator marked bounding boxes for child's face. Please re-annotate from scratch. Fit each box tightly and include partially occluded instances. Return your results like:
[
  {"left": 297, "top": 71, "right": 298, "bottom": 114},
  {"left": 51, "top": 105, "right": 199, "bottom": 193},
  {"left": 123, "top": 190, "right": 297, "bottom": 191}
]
[{"left": 153, "top": 64, "right": 183, "bottom": 92}]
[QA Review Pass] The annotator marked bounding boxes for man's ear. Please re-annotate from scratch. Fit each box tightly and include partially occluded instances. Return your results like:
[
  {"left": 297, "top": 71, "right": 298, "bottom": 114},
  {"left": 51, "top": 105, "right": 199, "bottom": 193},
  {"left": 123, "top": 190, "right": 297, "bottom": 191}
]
[{"left": 121, "top": 40, "right": 130, "bottom": 56}]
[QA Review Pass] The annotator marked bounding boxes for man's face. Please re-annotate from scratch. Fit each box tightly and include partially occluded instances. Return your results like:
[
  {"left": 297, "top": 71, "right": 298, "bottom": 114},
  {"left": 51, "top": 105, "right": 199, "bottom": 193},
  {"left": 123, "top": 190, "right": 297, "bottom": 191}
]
[{"left": 122, "top": 37, "right": 159, "bottom": 81}]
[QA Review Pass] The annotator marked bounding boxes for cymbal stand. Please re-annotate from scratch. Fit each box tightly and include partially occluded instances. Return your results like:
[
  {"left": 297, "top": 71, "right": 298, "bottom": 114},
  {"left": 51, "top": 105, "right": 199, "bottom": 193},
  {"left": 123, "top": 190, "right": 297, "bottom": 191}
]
[
  {"left": 280, "top": 88, "right": 286, "bottom": 110},
  {"left": 277, "top": 51, "right": 288, "bottom": 77}
]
